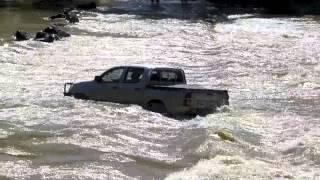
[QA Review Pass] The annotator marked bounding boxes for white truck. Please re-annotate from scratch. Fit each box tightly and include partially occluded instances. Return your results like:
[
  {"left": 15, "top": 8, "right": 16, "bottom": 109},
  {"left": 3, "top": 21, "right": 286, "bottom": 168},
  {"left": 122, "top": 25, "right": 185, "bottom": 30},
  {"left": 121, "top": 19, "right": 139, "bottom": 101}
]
[{"left": 64, "top": 66, "right": 229, "bottom": 116}]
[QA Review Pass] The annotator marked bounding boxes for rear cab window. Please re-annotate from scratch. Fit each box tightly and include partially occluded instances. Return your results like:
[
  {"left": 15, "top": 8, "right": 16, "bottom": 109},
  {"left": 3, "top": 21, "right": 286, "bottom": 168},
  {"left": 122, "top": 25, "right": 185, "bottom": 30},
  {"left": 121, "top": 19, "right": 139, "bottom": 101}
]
[{"left": 149, "top": 69, "right": 185, "bottom": 85}]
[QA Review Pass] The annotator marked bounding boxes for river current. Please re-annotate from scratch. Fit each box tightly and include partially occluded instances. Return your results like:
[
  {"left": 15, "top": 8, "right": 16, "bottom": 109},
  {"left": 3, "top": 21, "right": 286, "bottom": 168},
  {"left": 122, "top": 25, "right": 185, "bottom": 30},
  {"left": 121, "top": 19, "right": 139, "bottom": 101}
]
[{"left": 0, "top": 0, "right": 320, "bottom": 179}]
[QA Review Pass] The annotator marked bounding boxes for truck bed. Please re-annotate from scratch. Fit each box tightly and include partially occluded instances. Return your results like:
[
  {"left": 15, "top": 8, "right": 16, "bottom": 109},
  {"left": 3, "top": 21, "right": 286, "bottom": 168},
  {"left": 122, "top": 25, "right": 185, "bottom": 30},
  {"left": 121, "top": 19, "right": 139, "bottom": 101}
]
[
  {"left": 147, "top": 84, "right": 229, "bottom": 107},
  {"left": 148, "top": 84, "right": 228, "bottom": 94}
]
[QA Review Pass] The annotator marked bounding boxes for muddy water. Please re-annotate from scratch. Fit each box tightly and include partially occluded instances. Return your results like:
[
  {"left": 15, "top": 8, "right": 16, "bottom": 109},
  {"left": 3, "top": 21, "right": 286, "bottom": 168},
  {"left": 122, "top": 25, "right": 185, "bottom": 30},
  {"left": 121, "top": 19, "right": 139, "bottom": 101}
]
[
  {"left": 0, "top": 7, "right": 55, "bottom": 44},
  {"left": 0, "top": 1, "right": 320, "bottom": 179}
]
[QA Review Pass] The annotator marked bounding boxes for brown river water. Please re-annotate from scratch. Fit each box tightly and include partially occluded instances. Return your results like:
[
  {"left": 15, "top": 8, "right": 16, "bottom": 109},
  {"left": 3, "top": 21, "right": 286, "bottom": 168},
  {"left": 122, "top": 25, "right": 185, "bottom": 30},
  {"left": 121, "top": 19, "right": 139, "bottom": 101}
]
[{"left": 0, "top": 0, "right": 320, "bottom": 179}]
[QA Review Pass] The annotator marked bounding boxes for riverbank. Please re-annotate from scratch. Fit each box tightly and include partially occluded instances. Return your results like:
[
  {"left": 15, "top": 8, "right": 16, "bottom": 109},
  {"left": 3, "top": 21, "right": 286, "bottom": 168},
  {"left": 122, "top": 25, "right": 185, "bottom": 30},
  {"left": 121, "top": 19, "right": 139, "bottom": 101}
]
[
  {"left": 0, "top": 0, "right": 110, "bottom": 9},
  {"left": 2, "top": 0, "right": 320, "bottom": 15}
]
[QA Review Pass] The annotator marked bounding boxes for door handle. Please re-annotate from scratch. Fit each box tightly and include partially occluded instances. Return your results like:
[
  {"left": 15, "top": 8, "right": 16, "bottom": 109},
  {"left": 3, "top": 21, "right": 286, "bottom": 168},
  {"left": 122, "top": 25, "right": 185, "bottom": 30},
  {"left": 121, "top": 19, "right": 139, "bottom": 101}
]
[
  {"left": 134, "top": 88, "right": 141, "bottom": 91},
  {"left": 112, "top": 86, "right": 118, "bottom": 89}
]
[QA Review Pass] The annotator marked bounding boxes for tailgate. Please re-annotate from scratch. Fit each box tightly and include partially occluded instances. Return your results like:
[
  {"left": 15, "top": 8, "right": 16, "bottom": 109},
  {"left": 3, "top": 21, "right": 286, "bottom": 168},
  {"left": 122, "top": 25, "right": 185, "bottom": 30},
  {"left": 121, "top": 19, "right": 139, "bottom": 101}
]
[{"left": 189, "top": 90, "right": 229, "bottom": 108}]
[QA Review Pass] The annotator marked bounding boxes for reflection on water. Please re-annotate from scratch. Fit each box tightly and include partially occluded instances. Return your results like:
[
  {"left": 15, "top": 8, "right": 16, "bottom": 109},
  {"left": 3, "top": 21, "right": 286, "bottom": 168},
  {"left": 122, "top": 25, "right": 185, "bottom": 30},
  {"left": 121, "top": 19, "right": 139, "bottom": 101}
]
[{"left": 0, "top": 0, "right": 320, "bottom": 179}]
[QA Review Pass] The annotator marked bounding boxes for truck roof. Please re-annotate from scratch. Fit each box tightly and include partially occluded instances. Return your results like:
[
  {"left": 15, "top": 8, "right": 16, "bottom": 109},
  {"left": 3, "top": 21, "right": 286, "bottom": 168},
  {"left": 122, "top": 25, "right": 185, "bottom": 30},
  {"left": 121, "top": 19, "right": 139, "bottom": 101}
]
[{"left": 113, "top": 65, "right": 183, "bottom": 71}]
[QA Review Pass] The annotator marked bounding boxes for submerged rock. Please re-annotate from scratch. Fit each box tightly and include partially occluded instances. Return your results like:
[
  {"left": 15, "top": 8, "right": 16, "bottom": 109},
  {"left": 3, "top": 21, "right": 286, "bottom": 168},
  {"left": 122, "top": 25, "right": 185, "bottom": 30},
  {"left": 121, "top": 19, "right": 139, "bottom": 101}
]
[
  {"left": 34, "top": 32, "right": 55, "bottom": 43},
  {"left": 15, "top": 31, "right": 31, "bottom": 41},
  {"left": 50, "top": 13, "right": 66, "bottom": 20},
  {"left": 43, "top": 26, "right": 71, "bottom": 38},
  {"left": 33, "top": 26, "right": 71, "bottom": 43},
  {"left": 50, "top": 9, "right": 80, "bottom": 24},
  {"left": 63, "top": 8, "right": 80, "bottom": 15},
  {"left": 43, "top": 26, "right": 58, "bottom": 34},
  {"left": 35, "top": 32, "right": 47, "bottom": 39},
  {"left": 65, "top": 13, "right": 79, "bottom": 23},
  {"left": 216, "top": 131, "right": 235, "bottom": 142}
]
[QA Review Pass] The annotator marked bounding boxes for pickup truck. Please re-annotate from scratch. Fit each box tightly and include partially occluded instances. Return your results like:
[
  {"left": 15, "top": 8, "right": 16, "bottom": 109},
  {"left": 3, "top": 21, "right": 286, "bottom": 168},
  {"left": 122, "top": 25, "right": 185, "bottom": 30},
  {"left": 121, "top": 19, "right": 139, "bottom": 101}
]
[{"left": 64, "top": 66, "right": 229, "bottom": 116}]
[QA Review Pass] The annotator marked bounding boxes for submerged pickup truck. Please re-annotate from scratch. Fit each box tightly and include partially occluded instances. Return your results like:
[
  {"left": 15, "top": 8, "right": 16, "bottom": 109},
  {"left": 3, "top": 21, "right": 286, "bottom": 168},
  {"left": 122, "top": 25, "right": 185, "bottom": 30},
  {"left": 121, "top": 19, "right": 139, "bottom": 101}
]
[{"left": 64, "top": 66, "right": 229, "bottom": 115}]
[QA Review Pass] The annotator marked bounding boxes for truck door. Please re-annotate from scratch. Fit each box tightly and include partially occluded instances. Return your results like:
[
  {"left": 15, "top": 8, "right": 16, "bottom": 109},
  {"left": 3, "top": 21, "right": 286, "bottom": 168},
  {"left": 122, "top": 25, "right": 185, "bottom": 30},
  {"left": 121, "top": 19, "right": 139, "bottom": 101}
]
[
  {"left": 92, "top": 67, "right": 126, "bottom": 102},
  {"left": 118, "top": 67, "right": 146, "bottom": 105}
]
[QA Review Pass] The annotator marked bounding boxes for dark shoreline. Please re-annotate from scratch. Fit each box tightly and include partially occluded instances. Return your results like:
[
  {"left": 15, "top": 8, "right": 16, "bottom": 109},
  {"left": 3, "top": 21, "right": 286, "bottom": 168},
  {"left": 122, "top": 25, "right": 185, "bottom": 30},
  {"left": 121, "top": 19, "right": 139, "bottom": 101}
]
[
  {"left": 1, "top": 0, "right": 320, "bottom": 45},
  {"left": 207, "top": 0, "right": 320, "bottom": 15},
  {"left": 1, "top": 0, "right": 320, "bottom": 15}
]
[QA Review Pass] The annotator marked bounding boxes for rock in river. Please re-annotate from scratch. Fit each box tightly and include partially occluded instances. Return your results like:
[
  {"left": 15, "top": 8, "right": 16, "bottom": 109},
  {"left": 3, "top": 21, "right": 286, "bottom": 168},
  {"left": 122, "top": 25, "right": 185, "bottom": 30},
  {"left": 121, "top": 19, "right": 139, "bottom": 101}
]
[
  {"left": 65, "top": 12, "right": 79, "bottom": 23},
  {"left": 50, "top": 13, "right": 66, "bottom": 20},
  {"left": 15, "top": 31, "right": 31, "bottom": 41},
  {"left": 43, "top": 26, "right": 71, "bottom": 38},
  {"left": 34, "top": 32, "right": 56, "bottom": 43}
]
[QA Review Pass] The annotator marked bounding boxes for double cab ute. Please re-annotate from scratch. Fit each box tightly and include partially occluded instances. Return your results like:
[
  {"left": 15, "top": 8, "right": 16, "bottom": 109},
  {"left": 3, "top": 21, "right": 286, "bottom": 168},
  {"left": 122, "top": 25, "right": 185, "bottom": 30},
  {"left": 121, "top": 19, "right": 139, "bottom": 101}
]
[{"left": 64, "top": 66, "right": 229, "bottom": 115}]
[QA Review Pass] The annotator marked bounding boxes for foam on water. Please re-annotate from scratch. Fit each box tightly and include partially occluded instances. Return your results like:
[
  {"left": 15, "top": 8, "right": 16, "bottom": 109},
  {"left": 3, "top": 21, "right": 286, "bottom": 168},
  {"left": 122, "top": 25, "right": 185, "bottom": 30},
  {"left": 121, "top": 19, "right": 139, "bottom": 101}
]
[
  {"left": 173, "top": 107, "right": 320, "bottom": 179},
  {"left": 165, "top": 155, "right": 320, "bottom": 180}
]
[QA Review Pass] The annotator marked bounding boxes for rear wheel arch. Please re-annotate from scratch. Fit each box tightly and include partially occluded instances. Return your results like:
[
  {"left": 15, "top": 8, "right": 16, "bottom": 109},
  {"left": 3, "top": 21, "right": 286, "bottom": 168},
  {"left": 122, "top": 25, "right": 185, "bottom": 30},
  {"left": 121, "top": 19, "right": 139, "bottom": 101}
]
[{"left": 146, "top": 99, "right": 167, "bottom": 114}]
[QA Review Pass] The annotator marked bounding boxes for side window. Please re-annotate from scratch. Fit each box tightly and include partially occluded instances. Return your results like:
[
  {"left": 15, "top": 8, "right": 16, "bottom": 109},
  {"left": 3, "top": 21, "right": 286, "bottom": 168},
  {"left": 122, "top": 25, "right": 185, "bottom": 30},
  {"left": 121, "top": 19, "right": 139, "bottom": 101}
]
[
  {"left": 101, "top": 68, "right": 124, "bottom": 83},
  {"left": 150, "top": 70, "right": 184, "bottom": 83},
  {"left": 124, "top": 68, "right": 144, "bottom": 83},
  {"left": 150, "top": 70, "right": 160, "bottom": 82}
]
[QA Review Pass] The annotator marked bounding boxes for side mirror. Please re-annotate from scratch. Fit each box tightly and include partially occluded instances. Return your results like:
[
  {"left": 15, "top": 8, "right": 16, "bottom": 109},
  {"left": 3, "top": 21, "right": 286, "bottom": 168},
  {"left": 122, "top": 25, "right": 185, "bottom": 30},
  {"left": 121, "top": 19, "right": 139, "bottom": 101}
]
[{"left": 94, "top": 76, "right": 102, "bottom": 83}]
